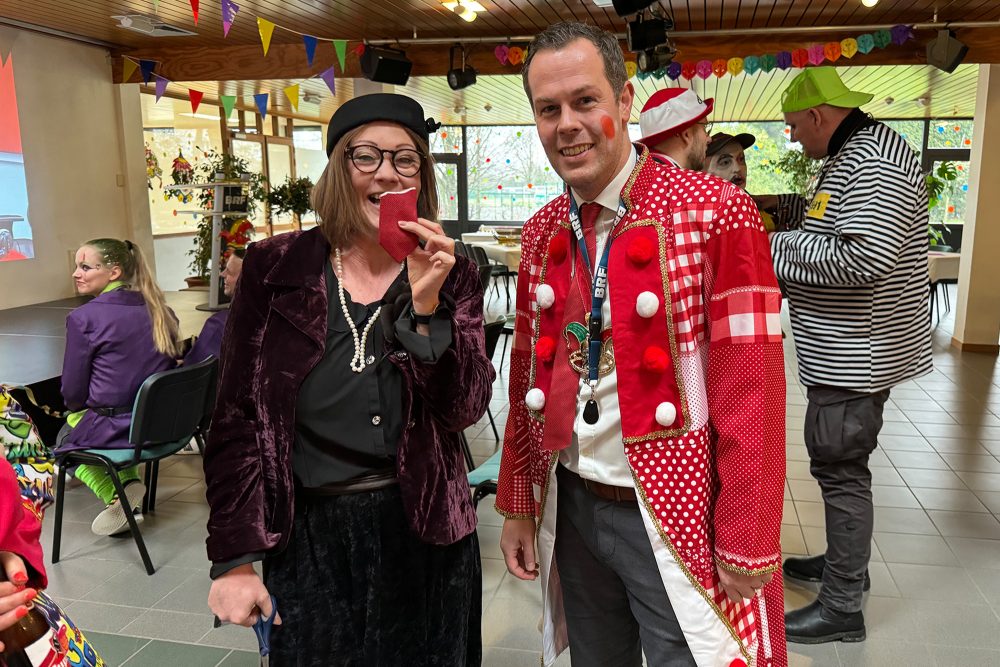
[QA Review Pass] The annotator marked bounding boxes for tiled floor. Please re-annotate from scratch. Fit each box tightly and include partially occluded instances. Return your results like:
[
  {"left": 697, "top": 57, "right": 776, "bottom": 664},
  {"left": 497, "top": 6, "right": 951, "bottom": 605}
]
[{"left": 40, "top": 286, "right": 1000, "bottom": 665}]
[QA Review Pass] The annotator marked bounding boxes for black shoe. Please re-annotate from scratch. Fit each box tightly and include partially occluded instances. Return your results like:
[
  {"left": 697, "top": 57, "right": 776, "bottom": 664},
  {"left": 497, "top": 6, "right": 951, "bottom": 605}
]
[
  {"left": 785, "top": 600, "right": 866, "bottom": 644},
  {"left": 783, "top": 555, "right": 871, "bottom": 592}
]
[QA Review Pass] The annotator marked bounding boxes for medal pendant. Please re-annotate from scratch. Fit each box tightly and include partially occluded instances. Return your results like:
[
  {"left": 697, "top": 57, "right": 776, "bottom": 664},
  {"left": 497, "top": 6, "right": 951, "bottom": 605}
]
[{"left": 583, "top": 399, "right": 599, "bottom": 424}]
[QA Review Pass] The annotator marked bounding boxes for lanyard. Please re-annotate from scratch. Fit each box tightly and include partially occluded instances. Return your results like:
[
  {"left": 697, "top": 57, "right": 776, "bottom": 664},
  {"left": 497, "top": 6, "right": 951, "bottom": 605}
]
[{"left": 568, "top": 194, "right": 628, "bottom": 386}]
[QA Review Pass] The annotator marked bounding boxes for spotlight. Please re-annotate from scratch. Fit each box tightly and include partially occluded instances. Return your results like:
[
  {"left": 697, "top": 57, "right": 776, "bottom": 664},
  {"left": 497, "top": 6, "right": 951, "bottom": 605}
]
[
  {"left": 608, "top": 0, "right": 657, "bottom": 17},
  {"left": 861, "top": 0, "right": 879, "bottom": 7},
  {"left": 627, "top": 13, "right": 673, "bottom": 53},
  {"left": 637, "top": 42, "right": 677, "bottom": 73},
  {"left": 447, "top": 45, "right": 478, "bottom": 90},
  {"left": 926, "top": 29, "right": 969, "bottom": 73},
  {"left": 360, "top": 46, "right": 413, "bottom": 85}
]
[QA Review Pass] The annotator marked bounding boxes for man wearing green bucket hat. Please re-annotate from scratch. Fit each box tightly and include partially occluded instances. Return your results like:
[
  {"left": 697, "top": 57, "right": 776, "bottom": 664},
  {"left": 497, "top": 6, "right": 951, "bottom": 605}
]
[{"left": 757, "top": 67, "right": 932, "bottom": 645}]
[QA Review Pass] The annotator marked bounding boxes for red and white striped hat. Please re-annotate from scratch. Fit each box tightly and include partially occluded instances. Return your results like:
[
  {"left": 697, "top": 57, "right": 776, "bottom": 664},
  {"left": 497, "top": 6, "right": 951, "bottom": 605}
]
[{"left": 638, "top": 88, "right": 714, "bottom": 147}]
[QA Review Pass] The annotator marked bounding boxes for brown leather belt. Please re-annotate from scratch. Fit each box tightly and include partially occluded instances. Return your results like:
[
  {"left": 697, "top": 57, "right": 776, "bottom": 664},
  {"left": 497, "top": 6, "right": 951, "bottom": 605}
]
[
  {"left": 299, "top": 470, "right": 398, "bottom": 497},
  {"left": 580, "top": 477, "right": 637, "bottom": 503}
]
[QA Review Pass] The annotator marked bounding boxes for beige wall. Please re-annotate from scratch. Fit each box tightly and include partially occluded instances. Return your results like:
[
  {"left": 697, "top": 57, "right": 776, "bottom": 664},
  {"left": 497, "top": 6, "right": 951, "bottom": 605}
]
[{"left": 0, "top": 29, "right": 149, "bottom": 311}]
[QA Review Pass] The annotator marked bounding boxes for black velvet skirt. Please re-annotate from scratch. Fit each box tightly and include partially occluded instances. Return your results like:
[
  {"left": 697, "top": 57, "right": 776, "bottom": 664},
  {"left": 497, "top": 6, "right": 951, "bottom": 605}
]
[{"left": 264, "top": 484, "right": 482, "bottom": 666}]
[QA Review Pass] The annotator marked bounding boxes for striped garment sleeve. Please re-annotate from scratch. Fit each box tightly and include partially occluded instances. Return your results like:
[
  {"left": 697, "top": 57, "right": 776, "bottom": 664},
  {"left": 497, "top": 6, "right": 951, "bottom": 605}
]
[
  {"left": 769, "top": 158, "right": 916, "bottom": 287},
  {"left": 773, "top": 193, "right": 807, "bottom": 232}
]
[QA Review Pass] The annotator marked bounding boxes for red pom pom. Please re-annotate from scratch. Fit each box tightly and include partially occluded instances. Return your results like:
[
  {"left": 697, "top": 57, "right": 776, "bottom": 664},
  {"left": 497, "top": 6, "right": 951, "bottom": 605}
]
[
  {"left": 642, "top": 345, "right": 670, "bottom": 373},
  {"left": 548, "top": 234, "right": 569, "bottom": 263},
  {"left": 626, "top": 237, "right": 655, "bottom": 265},
  {"left": 535, "top": 336, "right": 557, "bottom": 363},
  {"left": 729, "top": 660, "right": 747, "bottom": 667}
]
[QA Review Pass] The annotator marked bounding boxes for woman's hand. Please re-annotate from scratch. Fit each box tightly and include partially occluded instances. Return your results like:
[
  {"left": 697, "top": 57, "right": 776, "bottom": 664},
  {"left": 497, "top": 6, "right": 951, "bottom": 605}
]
[
  {"left": 208, "top": 563, "right": 282, "bottom": 628},
  {"left": 398, "top": 218, "right": 456, "bottom": 315},
  {"left": 0, "top": 552, "right": 37, "bottom": 650}
]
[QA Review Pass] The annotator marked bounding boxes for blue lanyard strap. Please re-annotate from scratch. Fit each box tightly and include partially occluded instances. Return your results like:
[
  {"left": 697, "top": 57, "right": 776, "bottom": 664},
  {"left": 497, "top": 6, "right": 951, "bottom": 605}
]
[{"left": 568, "top": 195, "right": 628, "bottom": 383}]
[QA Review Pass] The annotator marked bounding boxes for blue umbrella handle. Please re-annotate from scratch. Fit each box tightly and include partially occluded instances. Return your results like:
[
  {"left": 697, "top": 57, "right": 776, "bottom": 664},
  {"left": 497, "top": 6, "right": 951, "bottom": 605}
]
[{"left": 252, "top": 595, "right": 278, "bottom": 658}]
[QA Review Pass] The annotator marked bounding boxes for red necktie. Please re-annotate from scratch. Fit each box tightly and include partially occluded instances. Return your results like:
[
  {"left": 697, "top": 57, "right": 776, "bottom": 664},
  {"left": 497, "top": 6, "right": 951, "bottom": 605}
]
[{"left": 541, "top": 202, "right": 601, "bottom": 451}]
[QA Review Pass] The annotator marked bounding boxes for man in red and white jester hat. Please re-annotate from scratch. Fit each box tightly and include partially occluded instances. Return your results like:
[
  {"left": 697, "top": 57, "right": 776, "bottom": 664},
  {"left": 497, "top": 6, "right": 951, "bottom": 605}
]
[{"left": 497, "top": 21, "right": 788, "bottom": 667}]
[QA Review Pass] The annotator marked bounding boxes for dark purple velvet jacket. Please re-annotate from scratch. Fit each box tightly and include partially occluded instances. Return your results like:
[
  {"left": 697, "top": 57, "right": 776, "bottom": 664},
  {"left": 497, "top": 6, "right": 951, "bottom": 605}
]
[
  {"left": 203, "top": 227, "right": 494, "bottom": 563},
  {"left": 59, "top": 290, "right": 176, "bottom": 452}
]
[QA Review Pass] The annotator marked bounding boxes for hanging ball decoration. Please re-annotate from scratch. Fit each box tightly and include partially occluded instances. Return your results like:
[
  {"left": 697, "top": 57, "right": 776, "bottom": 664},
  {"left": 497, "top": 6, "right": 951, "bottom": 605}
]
[
  {"left": 625, "top": 61, "right": 638, "bottom": 79},
  {"left": 508, "top": 46, "right": 525, "bottom": 65},
  {"left": 525, "top": 388, "right": 546, "bottom": 411},
  {"left": 497, "top": 184, "right": 503, "bottom": 190},
  {"left": 824, "top": 41, "right": 842, "bottom": 62},
  {"left": 712, "top": 58, "right": 728, "bottom": 78},
  {"left": 856, "top": 33, "right": 875, "bottom": 54},
  {"left": 791, "top": 48, "right": 809, "bottom": 68},
  {"left": 666, "top": 61, "right": 683, "bottom": 80},
  {"left": 655, "top": 401, "right": 677, "bottom": 427},
  {"left": 696, "top": 59, "right": 713, "bottom": 79},
  {"left": 760, "top": 53, "right": 777, "bottom": 72},
  {"left": 548, "top": 235, "right": 569, "bottom": 263},
  {"left": 873, "top": 29, "right": 891, "bottom": 49},
  {"left": 948, "top": 205, "right": 955, "bottom": 213},
  {"left": 544, "top": 166, "right": 550, "bottom": 171},
  {"left": 743, "top": 55, "right": 761, "bottom": 75},
  {"left": 808, "top": 44, "right": 826, "bottom": 65},
  {"left": 486, "top": 157, "right": 491, "bottom": 163},
  {"left": 506, "top": 159, "right": 511, "bottom": 164},
  {"left": 937, "top": 126, "right": 945, "bottom": 133},
  {"left": 441, "top": 131, "right": 448, "bottom": 139},
  {"left": 449, "top": 195, "right": 455, "bottom": 200},
  {"left": 841, "top": 38, "right": 859, "bottom": 58},
  {"left": 681, "top": 61, "right": 697, "bottom": 80},
  {"left": 962, "top": 184, "right": 969, "bottom": 191},
  {"left": 636, "top": 291, "right": 660, "bottom": 318},
  {"left": 626, "top": 236, "right": 655, "bottom": 265},
  {"left": 964, "top": 139, "right": 972, "bottom": 145},
  {"left": 494, "top": 44, "right": 510, "bottom": 65},
  {"left": 954, "top": 125, "right": 961, "bottom": 131},
  {"left": 643, "top": 346, "right": 671, "bottom": 373},
  {"left": 535, "top": 336, "right": 557, "bottom": 363},
  {"left": 527, "top": 183, "right": 534, "bottom": 188},
  {"left": 535, "top": 283, "right": 556, "bottom": 308},
  {"left": 516, "top": 131, "right": 522, "bottom": 137}
]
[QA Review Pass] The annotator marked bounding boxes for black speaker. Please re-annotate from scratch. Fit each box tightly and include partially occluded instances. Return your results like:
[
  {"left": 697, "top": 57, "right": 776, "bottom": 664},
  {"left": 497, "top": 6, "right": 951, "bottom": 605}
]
[
  {"left": 927, "top": 29, "right": 968, "bottom": 73},
  {"left": 361, "top": 46, "right": 412, "bottom": 85}
]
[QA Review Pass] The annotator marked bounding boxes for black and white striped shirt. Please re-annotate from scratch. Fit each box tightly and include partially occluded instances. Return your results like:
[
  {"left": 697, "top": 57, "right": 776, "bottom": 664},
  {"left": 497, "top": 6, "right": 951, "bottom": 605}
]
[{"left": 770, "top": 117, "right": 933, "bottom": 393}]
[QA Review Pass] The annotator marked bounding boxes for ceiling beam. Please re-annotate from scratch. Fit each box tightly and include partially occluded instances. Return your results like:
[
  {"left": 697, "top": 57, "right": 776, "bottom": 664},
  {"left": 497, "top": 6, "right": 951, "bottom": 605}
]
[{"left": 113, "top": 26, "right": 1000, "bottom": 84}]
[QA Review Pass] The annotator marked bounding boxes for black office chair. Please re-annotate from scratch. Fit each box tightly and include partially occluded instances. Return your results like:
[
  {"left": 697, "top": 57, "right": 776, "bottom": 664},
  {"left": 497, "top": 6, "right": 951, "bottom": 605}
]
[
  {"left": 482, "top": 319, "right": 505, "bottom": 442},
  {"left": 51, "top": 357, "right": 218, "bottom": 575}
]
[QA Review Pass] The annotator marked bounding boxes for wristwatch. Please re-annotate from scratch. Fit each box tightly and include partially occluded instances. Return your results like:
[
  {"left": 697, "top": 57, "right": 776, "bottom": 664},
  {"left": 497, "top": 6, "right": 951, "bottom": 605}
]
[{"left": 410, "top": 304, "right": 437, "bottom": 325}]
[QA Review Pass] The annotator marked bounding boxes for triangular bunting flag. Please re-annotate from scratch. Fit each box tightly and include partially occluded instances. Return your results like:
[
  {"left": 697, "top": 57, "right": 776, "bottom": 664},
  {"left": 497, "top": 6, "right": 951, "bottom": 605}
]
[
  {"left": 333, "top": 40, "right": 347, "bottom": 72},
  {"left": 220, "top": 95, "right": 237, "bottom": 119},
  {"left": 257, "top": 18, "right": 276, "bottom": 57},
  {"left": 319, "top": 65, "right": 337, "bottom": 95},
  {"left": 122, "top": 57, "right": 138, "bottom": 82},
  {"left": 139, "top": 59, "right": 157, "bottom": 84},
  {"left": 284, "top": 84, "right": 299, "bottom": 111},
  {"left": 254, "top": 92, "right": 269, "bottom": 119},
  {"left": 0, "top": 27, "right": 15, "bottom": 67},
  {"left": 189, "top": 89, "right": 204, "bottom": 114},
  {"left": 222, "top": 0, "right": 240, "bottom": 37},
  {"left": 303, "top": 35, "right": 318, "bottom": 67},
  {"left": 154, "top": 75, "right": 169, "bottom": 102},
  {"left": 189, "top": 0, "right": 199, "bottom": 25}
]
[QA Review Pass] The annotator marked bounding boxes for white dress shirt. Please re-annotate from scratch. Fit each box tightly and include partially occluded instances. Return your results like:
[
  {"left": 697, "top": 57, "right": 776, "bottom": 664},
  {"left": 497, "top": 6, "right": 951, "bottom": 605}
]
[{"left": 559, "top": 147, "right": 638, "bottom": 487}]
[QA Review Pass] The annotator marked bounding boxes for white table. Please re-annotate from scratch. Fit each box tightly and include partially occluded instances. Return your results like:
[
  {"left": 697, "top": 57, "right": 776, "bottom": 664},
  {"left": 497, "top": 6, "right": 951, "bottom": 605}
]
[
  {"left": 928, "top": 251, "right": 960, "bottom": 283},
  {"left": 461, "top": 236, "right": 521, "bottom": 271}
]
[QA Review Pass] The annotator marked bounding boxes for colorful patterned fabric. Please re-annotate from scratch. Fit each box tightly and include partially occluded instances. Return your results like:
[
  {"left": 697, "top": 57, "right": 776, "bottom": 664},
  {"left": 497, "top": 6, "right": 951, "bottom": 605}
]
[{"left": 0, "top": 386, "right": 49, "bottom": 461}]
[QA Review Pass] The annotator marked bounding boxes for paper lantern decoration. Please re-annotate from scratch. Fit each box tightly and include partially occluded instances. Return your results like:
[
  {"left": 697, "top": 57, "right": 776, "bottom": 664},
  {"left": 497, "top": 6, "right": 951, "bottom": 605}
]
[
  {"left": 666, "top": 61, "right": 683, "bottom": 80},
  {"left": 948, "top": 205, "right": 955, "bottom": 213},
  {"left": 508, "top": 47, "right": 525, "bottom": 65},
  {"left": 494, "top": 44, "right": 509, "bottom": 65},
  {"left": 873, "top": 29, "right": 891, "bottom": 49},
  {"left": 891, "top": 24, "right": 914, "bottom": 45},
  {"left": 760, "top": 54, "right": 777, "bottom": 72},
  {"left": 775, "top": 51, "right": 792, "bottom": 70},
  {"left": 696, "top": 60, "right": 713, "bottom": 79},
  {"left": 791, "top": 49, "right": 809, "bottom": 68},
  {"left": 681, "top": 61, "right": 697, "bottom": 80},
  {"left": 841, "top": 38, "right": 859, "bottom": 58},
  {"left": 965, "top": 139, "right": 972, "bottom": 145},
  {"left": 625, "top": 61, "right": 638, "bottom": 79},
  {"left": 727, "top": 57, "right": 744, "bottom": 76},
  {"left": 712, "top": 58, "right": 728, "bottom": 77},
  {"left": 808, "top": 44, "right": 826, "bottom": 65},
  {"left": 857, "top": 34, "right": 875, "bottom": 54},
  {"left": 824, "top": 42, "right": 842, "bottom": 61},
  {"left": 527, "top": 182, "right": 534, "bottom": 188},
  {"left": 743, "top": 56, "right": 761, "bottom": 75}
]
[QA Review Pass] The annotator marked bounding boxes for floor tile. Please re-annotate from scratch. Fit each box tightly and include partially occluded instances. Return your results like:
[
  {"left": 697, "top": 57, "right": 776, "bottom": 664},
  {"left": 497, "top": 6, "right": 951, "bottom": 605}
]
[
  {"left": 927, "top": 510, "right": 1000, "bottom": 538},
  {"left": 895, "top": 467, "right": 968, "bottom": 490},
  {"left": 954, "top": 471, "right": 1000, "bottom": 492},
  {"left": 873, "top": 533, "right": 956, "bottom": 566},
  {"left": 120, "top": 608, "right": 216, "bottom": 643},
  {"left": 215, "top": 652, "right": 263, "bottom": 667},
  {"left": 885, "top": 563, "right": 986, "bottom": 603},
  {"left": 871, "top": 485, "right": 921, "bottom": 509},
  {"left": 911, "top": 487, "right": 989, "bottom": 512},
  {"left": 83, "top": 631, "right": 150, "bottom": 666},
  {"left": 836, "top": 638, "right": 936, "bottom": 667},
  {"left": 65, "top": 600, "right": 148, "bottom": 634},
  {"left": 928, "top": 644, "right": 1000, "bottom": 667},
  {"left": 873, "top": 507, "right": 940, "bottom": 535},
  {"left": 974, "top": 490, "right": 1000, "bottom": 514},
  {"left": 122, "top": 639, "right": 229, "bottom": 666},
  {"left": 884, "top": 450, "right": 948, "bottom": 469},
  {"left": 863, "top": 597, "right": 1000, "bottom": 649},
  {"left": 946, "top": 537, "right": 1000, "bottom": 569}
]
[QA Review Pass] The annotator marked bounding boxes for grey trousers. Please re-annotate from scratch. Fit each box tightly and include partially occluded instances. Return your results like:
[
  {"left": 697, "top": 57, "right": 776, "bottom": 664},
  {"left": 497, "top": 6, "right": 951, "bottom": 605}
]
[
  {"left": 554, "top": 465, "right": 696, "bottom": 667},
  {"left": 804, "top": 385, "right": 890, "bottom": 614}
]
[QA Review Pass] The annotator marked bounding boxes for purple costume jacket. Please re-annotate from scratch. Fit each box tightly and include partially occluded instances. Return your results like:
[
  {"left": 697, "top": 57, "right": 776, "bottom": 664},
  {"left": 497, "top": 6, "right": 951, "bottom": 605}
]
[
  {"left": 184, "top": 310, "right": 228, "bottom": 366},
  {"left": 203, "top": 227, "right": 494, "bottom": 563},
  {"left": 59, "top": 290, "right": 176, "bottom": 451}
]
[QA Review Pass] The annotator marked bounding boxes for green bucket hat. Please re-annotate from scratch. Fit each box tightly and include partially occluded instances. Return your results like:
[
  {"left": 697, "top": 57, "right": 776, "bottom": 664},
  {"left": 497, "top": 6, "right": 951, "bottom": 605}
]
[{"left": 781, "top": 67, "right": 874, "bottom": 113}]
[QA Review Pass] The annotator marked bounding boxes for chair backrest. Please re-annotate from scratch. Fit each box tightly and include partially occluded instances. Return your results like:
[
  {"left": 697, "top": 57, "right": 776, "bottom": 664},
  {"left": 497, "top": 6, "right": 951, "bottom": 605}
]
[
  {"left": 477, "top": 264, "right": 492, "bottom": 292},
  {"left": 129, "top": 357, "right": 218, "bottom": 450},
  {"left": 470, "top": 245, "right": 490, "bottom": 267},
  {"left": 484, "top": 318, "right": 505, "bottom": 359},
  {"left": 454, "top": 241, "right": 470, "bottom": 258}
]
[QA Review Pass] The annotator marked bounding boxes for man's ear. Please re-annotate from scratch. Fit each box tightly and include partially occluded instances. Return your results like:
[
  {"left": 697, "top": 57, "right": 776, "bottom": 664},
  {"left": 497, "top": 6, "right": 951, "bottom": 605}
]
[{"left": 619, "top": 81, "right": 635, "bottom": 124}]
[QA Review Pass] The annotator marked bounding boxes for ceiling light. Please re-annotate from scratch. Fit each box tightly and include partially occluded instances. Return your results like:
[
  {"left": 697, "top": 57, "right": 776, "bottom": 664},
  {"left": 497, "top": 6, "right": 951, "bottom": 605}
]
[
  {"left": 442, "top": 0, "right": 484, "bottom": 22},
  {"left": 447, "top": 44, "right": 478, "bottom": 90},
  {"left": 861, "top": 0, "right": 878, "bottom": 6}
]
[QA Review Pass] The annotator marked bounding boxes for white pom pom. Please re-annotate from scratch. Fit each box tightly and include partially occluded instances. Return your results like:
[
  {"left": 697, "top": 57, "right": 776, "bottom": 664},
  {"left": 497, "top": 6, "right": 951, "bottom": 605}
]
[
  {"left": 535, "top": 284, "right": 555, "bottom": 309},
  {"left": 636, "top": 291, "right": 659, "bottom": 318},
  {"left": 655, "top": 401, "right": 677, "bottom": 426},
  {"left": 525, "top": 388, "right": 546, "bottom": 411}
]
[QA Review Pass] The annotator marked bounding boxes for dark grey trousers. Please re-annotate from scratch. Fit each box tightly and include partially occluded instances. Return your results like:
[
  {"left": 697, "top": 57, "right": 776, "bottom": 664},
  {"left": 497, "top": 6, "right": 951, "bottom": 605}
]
[
  {"left": 554, "top": 465, "right": 696, "bottom": 667},
  {"left": 804, "top": 385, "right": 890, "bottom": 614}
]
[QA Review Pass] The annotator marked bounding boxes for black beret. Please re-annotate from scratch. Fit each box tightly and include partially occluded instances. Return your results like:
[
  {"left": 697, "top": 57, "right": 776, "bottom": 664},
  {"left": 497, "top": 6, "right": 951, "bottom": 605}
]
[
  {"left": 706, "top": 132, "right": 756, "bottom": 158},
  {"left": 325, "top": 93, "right": 441, "bottom": 156}
]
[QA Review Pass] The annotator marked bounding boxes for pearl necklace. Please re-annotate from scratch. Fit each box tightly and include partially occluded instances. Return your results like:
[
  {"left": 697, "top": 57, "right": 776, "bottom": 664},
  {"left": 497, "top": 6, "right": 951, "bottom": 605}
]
[{"left": 334, "top": 248, "right": 400, "bottom": 373}]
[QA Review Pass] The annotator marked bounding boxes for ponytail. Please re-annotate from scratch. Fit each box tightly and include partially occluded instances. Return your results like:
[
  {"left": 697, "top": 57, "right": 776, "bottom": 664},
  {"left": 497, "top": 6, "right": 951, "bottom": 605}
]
[{"left": 84, "top": 238, "right": 183, "bottom": 358}]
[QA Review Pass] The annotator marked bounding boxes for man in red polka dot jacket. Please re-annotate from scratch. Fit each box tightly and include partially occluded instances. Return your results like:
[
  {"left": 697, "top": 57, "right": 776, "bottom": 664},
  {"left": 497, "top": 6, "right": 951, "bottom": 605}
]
[{"left": 496, "top": 21, "right": 788, "bottom": 667}]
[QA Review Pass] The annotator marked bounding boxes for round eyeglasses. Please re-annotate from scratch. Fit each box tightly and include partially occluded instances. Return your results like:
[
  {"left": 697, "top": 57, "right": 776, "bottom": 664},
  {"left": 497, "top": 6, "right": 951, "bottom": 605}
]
[{"left": 345, "top": 145, "right": 425, "bottom": 177}]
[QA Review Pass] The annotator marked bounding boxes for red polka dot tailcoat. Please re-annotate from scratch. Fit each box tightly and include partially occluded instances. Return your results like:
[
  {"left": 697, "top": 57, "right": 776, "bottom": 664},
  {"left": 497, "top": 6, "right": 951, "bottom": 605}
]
[{"left": 496, "top": 146, "right": 788, "bottom": 667}]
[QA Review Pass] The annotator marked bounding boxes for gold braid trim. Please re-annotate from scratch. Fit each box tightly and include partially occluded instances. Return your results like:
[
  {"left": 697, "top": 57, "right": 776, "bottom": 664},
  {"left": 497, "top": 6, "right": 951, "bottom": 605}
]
[
  {"left": 715, "top": 556, "right": 781, "bottom": 577},
  {"left": 495, "top": 507, "right": 536, "bottom": 521}
]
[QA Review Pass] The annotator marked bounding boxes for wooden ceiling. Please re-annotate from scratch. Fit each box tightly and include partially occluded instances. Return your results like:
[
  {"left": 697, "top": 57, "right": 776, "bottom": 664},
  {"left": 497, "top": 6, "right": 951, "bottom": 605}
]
[{"left": 2, "top": 0, "right": 993, "bottom": 123}]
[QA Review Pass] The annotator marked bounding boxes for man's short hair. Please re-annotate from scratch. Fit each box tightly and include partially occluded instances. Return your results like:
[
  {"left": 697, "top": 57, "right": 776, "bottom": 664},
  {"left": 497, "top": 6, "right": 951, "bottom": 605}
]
[{"left": 521, "top": 21, "right": 627, "bottom": 105}]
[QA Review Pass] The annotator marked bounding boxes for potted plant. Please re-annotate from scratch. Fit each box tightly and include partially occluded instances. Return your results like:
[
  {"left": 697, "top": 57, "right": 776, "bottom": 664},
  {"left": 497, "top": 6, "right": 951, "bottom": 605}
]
[
  {"left": 775, "top": 147, "right": 823, "bottom": 197},
  {"left": 266, "top": 176, "right": 314, "bottom": 227},
  {"left": 926, "top": 161, "right": 959, "bottom": 249},
  {"left": 185, "top": 149, "right": 265, "bottom": 285}
]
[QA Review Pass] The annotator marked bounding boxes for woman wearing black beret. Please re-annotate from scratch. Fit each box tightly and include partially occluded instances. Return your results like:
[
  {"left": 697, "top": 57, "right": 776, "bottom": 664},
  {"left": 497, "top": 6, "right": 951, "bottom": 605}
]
[{"left": 204, "top": 93, "right": 492, "bottom": 665}]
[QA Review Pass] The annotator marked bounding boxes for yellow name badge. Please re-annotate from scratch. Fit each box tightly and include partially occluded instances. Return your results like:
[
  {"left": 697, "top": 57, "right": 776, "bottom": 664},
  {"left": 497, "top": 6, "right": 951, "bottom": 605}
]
[{"left": 807, "top": 192, "right": 831, "bottom": 219}]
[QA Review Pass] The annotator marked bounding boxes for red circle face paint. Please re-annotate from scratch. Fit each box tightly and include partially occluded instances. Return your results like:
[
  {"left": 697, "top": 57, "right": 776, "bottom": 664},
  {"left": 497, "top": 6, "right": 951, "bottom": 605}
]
[{"left": 600, "top": 115, "right": 616, "bottom": 140}]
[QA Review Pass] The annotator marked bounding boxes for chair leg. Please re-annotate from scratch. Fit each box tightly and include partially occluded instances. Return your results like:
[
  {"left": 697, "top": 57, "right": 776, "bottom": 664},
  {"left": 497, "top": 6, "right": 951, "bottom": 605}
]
[
  {"left": 487, "top": 406, "right": 499, "bottom": 443},
  {"left": 943, "top": 283, "right": 951, "bottom": 312},
  {"left": 142, "top": 463, "right": 153, "bottom": 514},
  {"left": 459, "top": 432, "right": 475, "bottom": 472},
  {"left": 499, "top": 335, "right": 510, "bottom": 373},
  {"left": 149, "top": 460, "right": 160, "bottom": 513},
  {"left": 51, "top": 459, "right": 68, "bottom": 564},
  {"left": 107, "top": 466, "right": 155, "bottom": 575}
]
